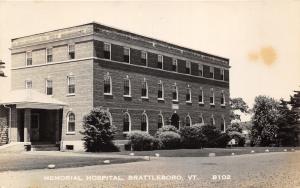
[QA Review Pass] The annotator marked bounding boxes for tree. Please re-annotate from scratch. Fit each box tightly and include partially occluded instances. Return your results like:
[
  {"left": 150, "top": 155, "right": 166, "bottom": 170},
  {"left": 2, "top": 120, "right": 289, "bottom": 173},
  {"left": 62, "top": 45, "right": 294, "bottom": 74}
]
[
  {"left": 81, "top": 108, "right": 119, "bottom": 152},
  {"left": 0, "top": 60, "right": 6, "bottom": 77},
  {"left": 230, "top": 98, "right": 249, "bottom": 122},
  {"left": 250, "top": 95, "right": 280, "bottom": 146},
  {"left": 277, "top": 99, "right": 299, "bottom": 146}
]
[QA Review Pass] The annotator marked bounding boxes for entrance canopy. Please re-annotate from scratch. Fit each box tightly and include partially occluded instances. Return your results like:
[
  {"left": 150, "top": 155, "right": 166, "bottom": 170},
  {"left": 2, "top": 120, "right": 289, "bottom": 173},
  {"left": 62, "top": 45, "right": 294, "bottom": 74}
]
[{"left": 0, "top": 89, "right": 66, "bottom": 109}]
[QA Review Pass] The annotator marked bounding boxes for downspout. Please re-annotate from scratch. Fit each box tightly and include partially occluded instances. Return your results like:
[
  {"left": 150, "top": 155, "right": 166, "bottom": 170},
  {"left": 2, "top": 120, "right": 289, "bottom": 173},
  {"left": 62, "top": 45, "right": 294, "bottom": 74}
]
[{"left": 3, "top": 104, "right": 11, "bottom": 143}]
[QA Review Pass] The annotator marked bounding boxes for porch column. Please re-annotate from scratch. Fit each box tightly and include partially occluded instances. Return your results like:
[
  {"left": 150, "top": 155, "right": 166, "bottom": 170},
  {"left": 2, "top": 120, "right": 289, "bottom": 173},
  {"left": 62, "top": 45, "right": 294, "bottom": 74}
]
[
  {"left": 55, "top": 110, "right": 60, "bottom": 144},
  {"left": 24, "top": 109, "right": 31, "bottom": 142},
  {"left": 9, "top": 106, "right": 18, "bottom": 142}
]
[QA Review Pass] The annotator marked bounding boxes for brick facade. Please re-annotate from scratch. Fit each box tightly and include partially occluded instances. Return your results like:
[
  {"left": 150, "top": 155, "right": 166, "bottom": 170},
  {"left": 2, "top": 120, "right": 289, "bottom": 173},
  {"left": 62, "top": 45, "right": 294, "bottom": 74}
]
[{"left": 8, "top": 22, "right": 230, "bottom": 150}]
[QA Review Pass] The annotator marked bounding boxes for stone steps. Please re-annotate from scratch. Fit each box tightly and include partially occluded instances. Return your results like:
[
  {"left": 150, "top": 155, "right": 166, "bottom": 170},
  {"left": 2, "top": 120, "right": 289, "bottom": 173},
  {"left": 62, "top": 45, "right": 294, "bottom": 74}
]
[{"left": 31, "top": 144, "right": 59, "bottom": 151}]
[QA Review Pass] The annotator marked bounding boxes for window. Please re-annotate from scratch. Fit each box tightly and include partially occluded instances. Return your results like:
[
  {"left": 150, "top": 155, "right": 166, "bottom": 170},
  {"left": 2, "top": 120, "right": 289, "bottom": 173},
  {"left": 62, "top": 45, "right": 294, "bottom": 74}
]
[
  {"left": 210, "top": 115, "right": 215, "bottom": 126},
  {"left": 25, "top": 80, "right": 32, "bottom": 89},
  {"left": 123, "top": 76, "right": 131, "bottom": 97},
  {"left": 67, "top": 112, "right": 75, "bottom": 133},
  {"left": 68, "top": 44, "right": 75, "bottom": 59},
  {"left": 141, "top": 51, "right": 147, "bottom": 66},
  {"left": 104, "top": 43, "right": 111, "bottom": 59},
  {"left": 157, "top": 55, "right": 163, "bottom": 69},
  {"left": 172, "top": 84, "right": 178, "bottom": 101},
  {"left": 186, "top": 61, "right": 191, "bottom": 74},
  {"left": 221, "top": 117, "right": 226, "bottom": 132},
  {"left": 157, "top": 81, "right": 164, "bottom": 100},
  {"left": 123, "top": 47, "right": 130, "bottom": 63},
  {"left": 220, "top": 68, "right": 225, "bottom": 80},
  {"left": 221, "top": 90, "right": 226, "bottom": 106},
  {"left": 67, "top": 76, "right": 75, "bottom": 95},
  {"left": 185, "top": 115, "right": 192, "bottom": 126},
  {"left": 104, "top": 73, "right": 112, "bottom": 95},
  {"left": 198, "top": 64, "right": 203, "bottom": 77},
  {"left": 141, "top": 79, "right": 148, "bottom": 98},
  {"left": 198, "top": 87, "right": 204, "bottom": 104},
  {"left": 46, "top": 48, "right": 53, "bottom": 63},
  {"left": 209, "top": 66, "right": 214, "bottom": 78},
  {"left": 26, "top": 51, "right": 32, "bottom": 66},
  {"left": 199, "top": 114, "right": 204, "bottom": 125},
  {"left": 46, "top": 79, "right": 53, "bottom": 95},
  {"left": 186, "top": 87, "right": 192, "bottom": 103},
  {"left": 123, "top": 112, "right": 131, "bottom": 132},
  {"left": 172, "top": 58, "right": 177, "bottom": 72},
  {"left": 158, "top": 114, "right": 164, "bottom": 129},
  {"left": 141, "top": 113, "right": 148, "bottom": 132},
  {"left": 210, "top": 88, "right": 215, "bottom": 105}
]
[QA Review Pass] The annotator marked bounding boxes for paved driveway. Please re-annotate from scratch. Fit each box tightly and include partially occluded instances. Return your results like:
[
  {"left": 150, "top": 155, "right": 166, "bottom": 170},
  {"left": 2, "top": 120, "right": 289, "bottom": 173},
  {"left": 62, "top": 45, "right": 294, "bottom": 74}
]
[{"left": 0, "top": 151, "right": 299, "bottom": 188}]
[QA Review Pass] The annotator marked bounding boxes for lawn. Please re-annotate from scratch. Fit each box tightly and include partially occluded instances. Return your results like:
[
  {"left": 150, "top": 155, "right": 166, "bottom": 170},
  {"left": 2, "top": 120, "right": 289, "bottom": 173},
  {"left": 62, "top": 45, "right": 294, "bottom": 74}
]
[{"left": 117, "top": 147, "right": 299, "bottom": 157}]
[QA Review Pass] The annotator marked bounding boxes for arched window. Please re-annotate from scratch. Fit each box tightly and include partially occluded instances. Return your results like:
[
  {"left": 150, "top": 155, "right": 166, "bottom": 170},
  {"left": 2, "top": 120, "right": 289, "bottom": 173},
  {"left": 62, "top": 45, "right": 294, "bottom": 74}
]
[
  {"left": 185, "top": 115, "right": 192, "bottom": 126},
  {"left": 67, "top": 112, "right": 75, "bottom": 133},
  {"left": 210, "top": 115, "right": 215, "bottom": 126},
  {"left": 172, "top": 84, "right": 178, "bottom": 101},
  {"left": 158, "top": 114, "right": 164, "bottom": 129},
  {"left": 221, "top": 117, "right": 226, "bottom": 132},
  {"left": 141, "top": 113, "right": 148, "bottom": 132},
  {"left": 104, "top": 73, "right": 112, "bottom": 95},
  {"left": 123, "top": 112, "right": 131, "bottom": 132},
  {"left": 199, "top": 114, "right": 204, "bottom": 125}
]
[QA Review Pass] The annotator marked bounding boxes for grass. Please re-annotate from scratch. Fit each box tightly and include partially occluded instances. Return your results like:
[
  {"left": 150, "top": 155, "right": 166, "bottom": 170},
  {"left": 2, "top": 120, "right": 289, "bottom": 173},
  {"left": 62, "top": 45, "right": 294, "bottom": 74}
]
[{"left": 116, "top": 147, "right": 300, "bottom": 157}]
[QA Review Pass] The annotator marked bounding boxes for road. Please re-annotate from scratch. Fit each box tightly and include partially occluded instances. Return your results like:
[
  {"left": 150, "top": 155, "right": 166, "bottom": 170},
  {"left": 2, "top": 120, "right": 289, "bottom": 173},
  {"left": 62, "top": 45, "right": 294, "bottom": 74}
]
[{"left": 0, "top": 151, "right": 299, "bottom": 188}]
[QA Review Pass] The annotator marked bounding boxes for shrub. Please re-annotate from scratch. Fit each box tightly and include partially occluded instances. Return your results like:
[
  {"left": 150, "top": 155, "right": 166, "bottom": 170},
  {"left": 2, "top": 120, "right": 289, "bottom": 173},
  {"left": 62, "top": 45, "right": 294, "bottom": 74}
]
[
  {"left": 156, "top": 131, "right": 181, "bottom": 149},
  {"left": 200, "top": 124, "right": 231, "bottom": 148},
  {"left": 215, "top": 132, "right": 231, "bottom": 148},
  {"left": 156, "top": 125, "right": 179, "bottom": 134},
  {"left": 179, "top": 125, "right": 207, "bottom": 148},
  {"left": 81, "top": 108, "right": 119, "bottom": 152},
  {"left": 127, "top": 131, "right": 160, "bottom": 151},
  {"left": 227, "top": 131, "right": 246, "bottom": 146}
]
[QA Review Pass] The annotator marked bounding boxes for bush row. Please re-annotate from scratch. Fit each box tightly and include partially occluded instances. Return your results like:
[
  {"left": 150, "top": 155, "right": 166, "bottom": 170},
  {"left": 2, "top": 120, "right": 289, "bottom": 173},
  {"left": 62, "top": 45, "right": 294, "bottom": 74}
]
[{"left": 126, "top": 124, "right": 232, "bottom": 151}]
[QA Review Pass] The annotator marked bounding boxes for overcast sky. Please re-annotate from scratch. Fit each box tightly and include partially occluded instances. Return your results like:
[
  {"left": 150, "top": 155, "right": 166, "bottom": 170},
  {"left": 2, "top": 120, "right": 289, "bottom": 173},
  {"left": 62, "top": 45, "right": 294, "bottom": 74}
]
[{"left": 1, "top": 0, "right": 299, "bottom": 115}]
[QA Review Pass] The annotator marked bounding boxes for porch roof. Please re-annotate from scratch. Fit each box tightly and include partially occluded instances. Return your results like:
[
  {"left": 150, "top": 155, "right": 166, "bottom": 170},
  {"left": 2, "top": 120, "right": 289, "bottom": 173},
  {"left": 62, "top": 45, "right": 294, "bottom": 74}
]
[{"left": 0, "top": 89, "right": 67, "bottom": 109}]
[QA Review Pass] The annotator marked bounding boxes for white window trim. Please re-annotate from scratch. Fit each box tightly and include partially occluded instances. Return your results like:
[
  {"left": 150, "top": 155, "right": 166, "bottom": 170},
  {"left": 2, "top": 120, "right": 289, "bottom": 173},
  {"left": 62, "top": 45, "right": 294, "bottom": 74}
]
[
  {"left": 221, "top": 117, "right": 226, "bottom": 133},
  {"left": 211, "top": 115, "right": 216, "bottom": 126},
  {"left": 104, "top": 73, "right": 113, "bottom": 96},
  {"left": 123, "top": 76, "right": 131, "bottom": 97},
  {"left": 210, "top": 88, "right": 215, "bottom": 106},
  {"left": 157, "top": 80, "right": 164, "bottom": 101},
  {"left": 123, "top": 47, "right": 130, "bottom": 63},
  {"left": 172, "top": 84, "right": 179, "bottom": 102},
  {"left": 158, "top": 54, "right": 164, "bottom": 69},
  {"left": 123, "top": 112, "right": 132, "bottom": 134},
  {"left": 221, "top": 90, "right": 226, "bottom": 106},
  {"left": 67, "top": 75, "right": 75, "bottom": 96},
  {"left": 66, "top": 112, "right": 76, "bottom": 134},
  {"left": 141, "top": 79, "right": 149, "bottom": 99},
  {"left": 45, "top": 79, "right": 53, "bottom": 96},
  {"left": 199, "top": 114, "right": 205, "bottom": 125},
  {"left": 186, "top": 87, "right": 192, "bottom": 103},
  {"left": 141, "top": 112, "right": 149, "bottom": 132},
  {"left": 158, "top": 113, "right": 165, "bottom": 128},
  {"left": 186, "top": 115, "right": 192, "bottom": 126},
  {"left": 198, "top": 87, "right": 204, "bottom": 104},
  {"left": 104, "top": 42, "right": 111, "bottom": 60}
]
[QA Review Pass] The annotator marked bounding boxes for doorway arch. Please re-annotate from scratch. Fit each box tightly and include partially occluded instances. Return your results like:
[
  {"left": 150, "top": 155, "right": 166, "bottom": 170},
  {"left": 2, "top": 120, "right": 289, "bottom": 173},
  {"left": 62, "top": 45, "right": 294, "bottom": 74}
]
[{"left": 171, "top": 113, "right": 180, "bottom": 129}]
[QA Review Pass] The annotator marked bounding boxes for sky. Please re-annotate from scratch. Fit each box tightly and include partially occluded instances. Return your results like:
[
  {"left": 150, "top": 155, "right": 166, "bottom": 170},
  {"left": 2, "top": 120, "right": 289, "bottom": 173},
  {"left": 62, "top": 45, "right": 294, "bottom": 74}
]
[{"left": 0, "top": 0, "right": 300, "bottom": 120}]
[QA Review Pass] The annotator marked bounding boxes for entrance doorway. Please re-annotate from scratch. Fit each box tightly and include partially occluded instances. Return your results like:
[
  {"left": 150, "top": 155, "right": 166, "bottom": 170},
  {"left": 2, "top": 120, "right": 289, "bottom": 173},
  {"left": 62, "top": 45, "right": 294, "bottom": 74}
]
[
  {"left": 171, "top": 113, "right": 180, "bottom": 129},
  {"left": 30, "top": 113, "right": 40, "bottom": 142}
]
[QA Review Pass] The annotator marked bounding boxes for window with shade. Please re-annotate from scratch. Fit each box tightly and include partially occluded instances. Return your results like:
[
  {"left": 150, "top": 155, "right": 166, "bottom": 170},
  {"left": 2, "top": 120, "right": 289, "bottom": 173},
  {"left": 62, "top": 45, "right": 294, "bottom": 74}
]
[
  {"left": 141, "top": 51, "right": 147, "bottom": 66},
  {"left": 123, "top": 47, "right": 130, "bottom": 63},
  {"left": 123, "top": 112, "right": 131, "bottom": 132},
  {"left": 141, "top": 79, "right": 148, "bottom": 98},
  {"left": 172, "top": 84, "right": 178, "bottom": 101},
  {"left": 67, "top": 76, "right": 75, "bottom": 95},
  {"left": 26, "top": 51, "right": 32, "bottom": 66},
  {"left": 123, "top": 77, "right": 131, "bottom": 97},
  {"left": 186, "top": 61, "right": 191, "bottom": 74},
  {"left": 46, "top": 48, "right": 53, "bottom": 63},
  {"left": 46, "top": 79, "right": 53, "bottom": 95},
  {"left": 186, "top": 87, "right": 192, "bottom": 103},
  {"left": 198, "top": 88, "right": 204, "bottom": 104},
  {"left": 172, "top": 58, "right": 177, "bottom": 72},
  {"left": 210, "top": 88, "right": 215, "bottom": 105},
  {"left": 157, "top": 55, "right": 163, "bottom": 69},
  {"left": 25, "top": 80, "right": 32, "bottom": 89},
  {"left": 67, "top": 112, "right": 75, "bottom": 133},
  {"left": 157, "top": 81, "right": 164, "bottom": 100},
  {"left": 104, "top": 43, "right": 111, "bottom": 59},
  {"left": 104, "top": 74, "right": 112, "bottom": 95},
  {"left": 141, "top": 113, "right": 148, "bottom": 132},
  {"left": 68, "top": 44, "right": 75, "bottom": 59}
]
